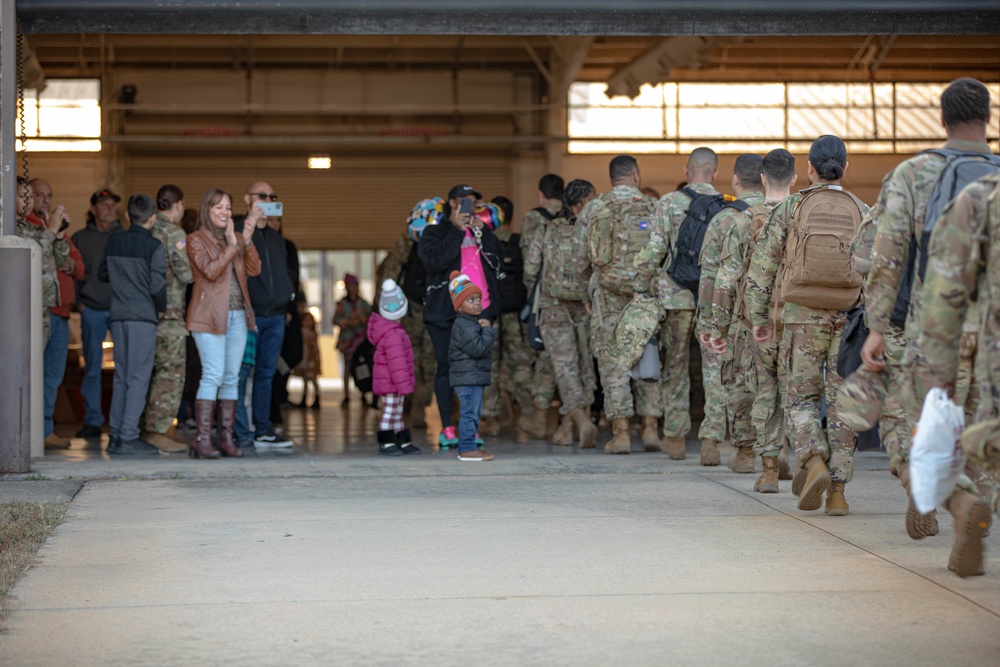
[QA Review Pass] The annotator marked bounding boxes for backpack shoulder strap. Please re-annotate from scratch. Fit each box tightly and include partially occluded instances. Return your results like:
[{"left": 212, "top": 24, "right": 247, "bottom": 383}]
[
  {"left": 723, "top": 199, "right": 751, "bottom": 213},
  {"left": 533, "top": 206, "right": 556, "bottom": 222}
]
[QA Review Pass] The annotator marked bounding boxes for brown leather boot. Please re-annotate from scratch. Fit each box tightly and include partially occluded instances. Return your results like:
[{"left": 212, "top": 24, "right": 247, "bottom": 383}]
[
  {"left": 754, "top": 455, "right": 780, "bottom": 493},
  {"left": 662, "top": 435, "right": 686, "bottom": 460},
  {"left": 897, "top": 462, "right": 939, "bottom": 539},
  {"left": 945, "top": 488, "right": 991, "bottom": 578},
  {"left": 190, "top": 399, "right": 221, "bottom": 459},
  {"left": 638, "top": 417, "right": 660, "bottom": 452},
  {"left": 604, "top": 418, "right": 632, "bottom": 455},
  {"left": 798, "top": 456, "right": 831, "bottom": 511},
  {"left": 778, "top": 446, "right": 792, "bottom": 480},
  {"left": 551, "top": 415, "right": 574, "bottom": 446},
  {"left": 825, "top": 481, "right": 849, "bottom": 516},
  {"left": 700, "top": 439, "right": 720, "bottom": 466},
  {"left": 727, "top": 445, "right": 755, "bottom": 473},
  {"left": 217, "top": 400, "right": 244, "bottom": 458},
  {"left": 570, "top": 407, "right": 597, "bottom": 449}
]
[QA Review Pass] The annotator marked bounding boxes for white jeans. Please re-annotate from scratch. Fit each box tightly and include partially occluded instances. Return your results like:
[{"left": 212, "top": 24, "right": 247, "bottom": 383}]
[{"left": 193, "top": 310, "right": 248, "bottom": 401}]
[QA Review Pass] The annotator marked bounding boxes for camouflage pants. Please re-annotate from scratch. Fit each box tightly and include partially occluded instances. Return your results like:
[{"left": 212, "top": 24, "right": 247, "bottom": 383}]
[
  {"left": 699, "top": 340, "right": 728, "bottom": 442},
  {"left": 783, "top": 318, "right": 856, "bottom": 483},
  {"left": 403, "top": 304, "right": 436, "bottom": 416},
  {"left": 659, "top": 309, "right": 694, "bottom": 438},
  {"left": 539, "top": 302, "right": 596, "bottom": 414},
  {"left": 749, "top": 323, "right": 787, "bottom": 457},
  {"left": 484, "top": 312, "right": 536, "bottom": 418},
  {"left": 141, "top": 325, "right": 187, "bottom": 435},
  {"left": 592, "top": 288, "right": 658, "bottom": 420},
  {"left": 956, "top": 329, "right": 980, "bottom": 422},
  {"left": 532, "top": 347, "right": 557, "bottom": 411},
  {"left": 724, "top": 324, "right": 757, "bottom": 450}
]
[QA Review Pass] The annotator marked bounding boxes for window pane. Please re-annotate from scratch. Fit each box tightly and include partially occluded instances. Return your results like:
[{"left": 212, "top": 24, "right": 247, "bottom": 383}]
[
  {"left": 679, "top": 83, "right": 784, "bottom": 107},
  {"left": 678, "top": 108, "right": 784, "bottom": 139}
]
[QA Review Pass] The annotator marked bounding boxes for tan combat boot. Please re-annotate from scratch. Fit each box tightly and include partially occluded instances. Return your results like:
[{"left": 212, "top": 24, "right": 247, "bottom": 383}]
[
  {"left": 144, "top": 431, "right": 189, "bottom": 454},
  {"left": 897, "top": 462, "right": 939, "bottom": 539},
  {"left": 641, "top": 417, "right": 662, "bottom": 452},
  {"left": 604, "top": 418, "right": 632, "bottom": 455},
  {"left": 797, "top": 456, "right": 831, "bottom": 511},
  {"left": 44, "top": 433, "right": 72, "bottom": 448},
  {"left": 570, "top": 407, "right": 598, "bottom": 449},
  {"left": 727, "top": 445, "right": 755, "bottom": 473},
  {"left": 791, "top": 468, "right": 807, "bottom": 497},
  {"left": 945, "top": 488, "right": 992, "bottom": 578},
  {"left": 480, "top": 416, "right": 502, "bottom": 437},
  {"left": 661, "top": 435, "right": 686, "bottom": 460},
  {"left": 700, "top": 439, "right": 720, "bottom": 466},
  {"left": 778, "top": 446, "right": 792, "bottom": 480},
  {"left": 517, "top": 407, "right": 549, "bottom": 440},
  {"left": 754, "top": 455, "right": 780, "bottom": 493},
  {"left": 825, "top": 481, "right": 849, "bottom": 516},
  {"left": 551, "top": 415, "right": 574, "bottom": 446}
]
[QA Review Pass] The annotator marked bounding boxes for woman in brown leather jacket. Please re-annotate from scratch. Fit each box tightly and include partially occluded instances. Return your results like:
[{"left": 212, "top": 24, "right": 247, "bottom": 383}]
[{"left": 186, "top": 188, "right": 262, "bottom": 458}]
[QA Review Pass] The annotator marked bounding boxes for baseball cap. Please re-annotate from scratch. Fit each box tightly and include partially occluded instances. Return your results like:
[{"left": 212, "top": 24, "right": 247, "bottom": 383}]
[
  {"left": 91, "top": 189, "right": 122, "bottom": 205},
  {"left": 447, "top": 184, "right": 476, "bottom": 200}
]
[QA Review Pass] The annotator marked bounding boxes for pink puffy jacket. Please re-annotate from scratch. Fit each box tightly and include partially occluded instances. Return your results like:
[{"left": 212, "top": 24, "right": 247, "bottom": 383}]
[{"left": 367, "top": 313, "right": 415, "bottom": 396}]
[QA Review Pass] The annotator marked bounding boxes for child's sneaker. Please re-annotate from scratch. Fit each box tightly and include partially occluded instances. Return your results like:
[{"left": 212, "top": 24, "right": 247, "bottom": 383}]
[
  {"left": 475, "top": 432, "right": 485, "bottom": 449},
  {"left": 395, "top": 428, "right": 422, "bottom": 455},
  {"left": 378, "top": 429, "right": 403, "bottom": 456},
  {"left": 458, "top": 449, "right": 494, "bottom": 462},
  {"left": 438, "top": 426, "right": 458, "bottom": 449}
]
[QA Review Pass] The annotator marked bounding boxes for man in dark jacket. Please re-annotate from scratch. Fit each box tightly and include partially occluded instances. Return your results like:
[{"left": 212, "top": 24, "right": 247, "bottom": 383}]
[
  {"left": 99, "top": 195, "right": 166, "bottom": 455},
  {"left": 236, "top": 181, "right": 296, "bottom": 447},
  {"left": 418, "top": 184, "right": 504, "bottom": 448},
  {"left": 72, "top": 188, "right": 125, "bottom": 438}
]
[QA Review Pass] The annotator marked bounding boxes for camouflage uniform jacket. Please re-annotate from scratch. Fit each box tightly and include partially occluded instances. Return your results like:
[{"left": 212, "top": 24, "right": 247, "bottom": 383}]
[
  {"left": 696, "top": 190, "right": 763, "bottom": 331},
  {"left": 745, "top": 184, "right": 870, "bottom": 327},
  {"left": 634, "top": 182, "right": 719, "bottom": 310},
  {"left": 16, "top": 214, "right": 72, "bottom": 309},
  {"left": 150, "top": 213, "right": 194, "bottom": 325},
  {"left": 523, "top": 213, "right": 591, "bottom": 310},
  {"left": 710, "top": 198, "right": 781, "bottom": 340},
  {"left": 375, "top": 233, "right": 412, "bottom": 304},
  {"left": 918, "top": 174, "right": 1000, "bottom": 400},
  {"left": 518, "top": 199, "right": 563, "bottom": 259},
  {"left": 865, "top": 139, "right": 994, "bottom": 338}
]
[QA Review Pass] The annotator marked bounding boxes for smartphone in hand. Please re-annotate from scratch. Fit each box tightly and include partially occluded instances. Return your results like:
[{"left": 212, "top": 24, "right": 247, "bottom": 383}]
[{"left": 459, "top": 199, "right": 473, "bottom": 216}]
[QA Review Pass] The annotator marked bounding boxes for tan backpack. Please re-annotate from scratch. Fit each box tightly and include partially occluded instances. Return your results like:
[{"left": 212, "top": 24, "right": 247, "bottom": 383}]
[
  {"left": 542, "top": 217, "right": 590, "bottom": 302},
  {"left": 780, "top": 186, "right": 864, "bottom": 311},
  {"left": 594, "top": 194, "right": 657, "bottom": 296}
]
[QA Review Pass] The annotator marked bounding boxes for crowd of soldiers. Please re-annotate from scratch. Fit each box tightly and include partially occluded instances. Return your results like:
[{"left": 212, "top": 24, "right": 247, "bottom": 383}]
[{"left": 378, "top": 76, "right": 1000, "bottom": 579}]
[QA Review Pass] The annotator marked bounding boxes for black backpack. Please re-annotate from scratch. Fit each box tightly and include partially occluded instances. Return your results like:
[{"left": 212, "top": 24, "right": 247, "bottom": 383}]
[
  {"left": 400, "top": 242, "right": 428, "bottom": 305},
  {"left": 889, "top": 148, "right": 1000, "bottom": 327},
  {"left": 497, "top": 232, "right": 527, "bottom": 313},
  {"left": 667, "top": 188, "right": 749, "bottom": 296}
]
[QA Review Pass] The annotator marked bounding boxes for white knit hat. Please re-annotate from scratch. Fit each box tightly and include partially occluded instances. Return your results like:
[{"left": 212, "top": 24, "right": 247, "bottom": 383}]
[{"left": 379, "top": 279, "right": 408, "bottom": 321}]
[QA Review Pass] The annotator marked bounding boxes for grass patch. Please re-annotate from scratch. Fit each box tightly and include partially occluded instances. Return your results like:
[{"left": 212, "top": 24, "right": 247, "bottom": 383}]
[{"left": 0, "top": 502, "right": 69, "bottom": 607}]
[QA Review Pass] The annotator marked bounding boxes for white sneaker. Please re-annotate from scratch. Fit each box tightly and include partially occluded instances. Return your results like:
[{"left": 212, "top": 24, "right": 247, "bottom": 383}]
[{"left": 255, "top": 431, "right": 293, "bottom": 448}]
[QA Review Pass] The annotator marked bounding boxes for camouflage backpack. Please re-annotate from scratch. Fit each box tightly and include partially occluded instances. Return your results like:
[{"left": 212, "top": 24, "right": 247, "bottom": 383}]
[
  {"left": 781, "top": 185, "right": 865, "bottom": 311},
  {"left": 590, "top": 193, "right": 657, "bottom": 296},
  {"left": 541, "top": 216, "right": 590, "bottom": 302}
]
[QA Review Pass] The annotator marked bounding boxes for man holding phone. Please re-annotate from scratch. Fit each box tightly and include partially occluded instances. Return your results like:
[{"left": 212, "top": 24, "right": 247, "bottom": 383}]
[
  {"left": 236, "top": 181, "right": 296, "bottom": 448},
  {"left": 30, "top": 178, "right": 87, "bottom": 447}
]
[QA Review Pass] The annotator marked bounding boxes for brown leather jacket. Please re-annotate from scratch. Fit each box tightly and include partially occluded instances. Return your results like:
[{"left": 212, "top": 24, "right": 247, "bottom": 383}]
[{"left": 186, "top": 228, "right": 261, "bottom": 334}]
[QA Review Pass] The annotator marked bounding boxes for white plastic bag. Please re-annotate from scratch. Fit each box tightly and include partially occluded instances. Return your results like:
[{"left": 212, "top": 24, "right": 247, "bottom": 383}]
[
  {"left": 628, "top": 337, "right": 661, "bottom": 383},
  {"left": 909, "top": 388, "right": 966, "bottom": 515}
]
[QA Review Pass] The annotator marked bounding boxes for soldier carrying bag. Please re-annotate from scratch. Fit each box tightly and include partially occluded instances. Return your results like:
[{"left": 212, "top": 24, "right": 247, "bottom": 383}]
[
  {"left": 667, "top": 188, "right": 749, "bottom": 297},
  {"left": 781, "top": 185, "right": 865, "bottom": 311},
  {"left": 592, "top": 194, "right": 657, "bottom": 296}
]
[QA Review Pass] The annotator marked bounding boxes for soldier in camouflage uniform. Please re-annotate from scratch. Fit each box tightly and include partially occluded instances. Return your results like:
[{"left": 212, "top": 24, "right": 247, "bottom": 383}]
[
  {"left": 376, "top": 232, "right": 436, "bottom": 427},
  {"left": 636, "top": 147, "right": 721, "bottom": 461},
  {"left": 517, "top": 174, "right": 564, "bottom": 438},
  {"left": 857, "top": 78, "right": 997, "bottom": 541},
  {"left": 745, "top": 135, "right": 866, "bottom": 515},
  {"left": 524, "top": 179, "right": 599, "bottom": 448},
  {"left": 710, "top": 149, "right": 798, "bottom": 492},
  {"left": 916, "top": 173, "right": 999, "bottom": 577},
  {"left": 696, "top": 154, "right": 764, "bottom": 467},
  {"left": 14, "top": 177, "right": 73, "bottom": 343},
  {"left": 586, "top": 156, "right": 661, "bottom": 454},
  {"left": 140, "top": 185, "right": 194, "bottom": 453}
]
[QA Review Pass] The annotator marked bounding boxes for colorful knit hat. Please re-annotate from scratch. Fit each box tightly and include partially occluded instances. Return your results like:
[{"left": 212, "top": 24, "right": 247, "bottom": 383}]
[
  {"left": 379, "top": 279, "right": 408, "bottom": 321},
  {"left": 449, "top": 271, "right": 482, "bottom": 312}
]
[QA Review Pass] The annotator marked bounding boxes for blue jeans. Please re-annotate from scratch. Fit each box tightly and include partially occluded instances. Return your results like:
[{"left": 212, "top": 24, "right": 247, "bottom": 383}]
[
  {"left": 43, "top": 314, "right": 70, "bottom": 437},
  {"left": 253, "top": 314, "right": 285, "bottom": 434},
  {"left": 455, "top": 385, "right": 484, "bottom": 453},
  {"left": 192, "top": 311, "right": 248, "bottom": 401},
  {"left": 235, "top": 363, "right": 253, "bottom": 442},
  {"left": 80, "top": 307, "right": 111, "bottom": 426}
]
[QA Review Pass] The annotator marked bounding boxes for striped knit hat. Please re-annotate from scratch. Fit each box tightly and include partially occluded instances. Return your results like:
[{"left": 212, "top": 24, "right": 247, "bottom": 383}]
[{"left": 449, "top": 271, "right": 482, "bottom": 312}]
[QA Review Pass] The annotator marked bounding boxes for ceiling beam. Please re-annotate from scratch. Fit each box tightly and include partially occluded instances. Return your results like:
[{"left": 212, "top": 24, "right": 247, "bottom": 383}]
[{"left": 606, "top": 36, "right": 719, "bottom": 99}]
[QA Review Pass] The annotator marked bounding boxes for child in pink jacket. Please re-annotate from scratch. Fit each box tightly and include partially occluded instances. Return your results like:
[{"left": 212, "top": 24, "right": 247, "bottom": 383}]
[{"left": 367, "top": 279, "right": 420, "bottom": 456}]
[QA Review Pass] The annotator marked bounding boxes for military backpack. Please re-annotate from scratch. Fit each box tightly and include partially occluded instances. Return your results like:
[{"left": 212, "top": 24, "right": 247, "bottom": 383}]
[
  {"left": 780, "top": 185, "right": 865, "bottom": 311},
  {"left": 591, "top": 193, "right": 657, "bottom": 296},
  {"left": 667, "top": 188, "right": 749, "bottom": 296},
  {"left": 541, "top": 216, "right": 590, "bottom": 302}
]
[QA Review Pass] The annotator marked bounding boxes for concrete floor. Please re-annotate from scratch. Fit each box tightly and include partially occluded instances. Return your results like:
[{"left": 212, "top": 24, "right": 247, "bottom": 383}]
[{"left": 3, "top": 397, "right": 1000, "bottom": 666}]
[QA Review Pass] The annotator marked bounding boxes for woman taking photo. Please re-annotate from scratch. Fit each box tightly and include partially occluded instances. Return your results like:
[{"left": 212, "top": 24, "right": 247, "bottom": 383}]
[{"left": 186, "top": 188, "right": 262, "bottom": 459}]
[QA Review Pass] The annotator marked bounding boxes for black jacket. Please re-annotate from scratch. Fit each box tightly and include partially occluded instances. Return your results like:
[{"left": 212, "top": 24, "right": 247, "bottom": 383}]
[
  {"left": 98, "top": 224, "right": 167, "bottom": 324},
  {"left": 448, "top": 313, "right": 496, "bottom": 387},
  {"left": 235, "top": 216, "right": 296, "bottom": 318},
  {"left": 73, "top": 220, "right": 124, "bottom": 310},
  {"left": 418, "top": 212, "right": 504, "bottom": 326}
]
